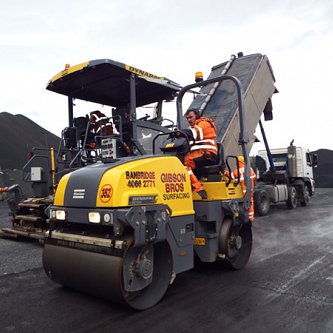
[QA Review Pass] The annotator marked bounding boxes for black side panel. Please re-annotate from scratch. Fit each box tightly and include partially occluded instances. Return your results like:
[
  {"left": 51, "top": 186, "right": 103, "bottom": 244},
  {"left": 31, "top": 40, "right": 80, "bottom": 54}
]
[{"left": 64, "top": 164, "right": 109, "bottom": 207}]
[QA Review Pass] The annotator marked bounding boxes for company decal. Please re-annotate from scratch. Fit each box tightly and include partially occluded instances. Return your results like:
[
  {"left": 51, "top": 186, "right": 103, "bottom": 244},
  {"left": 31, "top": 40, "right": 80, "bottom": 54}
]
[
  {"left": 126, "top": 171, "right": 156, "bottom": 188},
  {"left": 160, "top": 172, "right": 190, "bottom": 200},
  {"left": 125, "top": 65, "right": 164, "bottom": 80},
  {"left": 128, "top": 195, "right": 156, "bottom": 205},
  {"left": 99, "top": 184, "right": 113, "bottom": 203},
  {"left": 73, "top": 189, "right": 85, "bottom": 199}
]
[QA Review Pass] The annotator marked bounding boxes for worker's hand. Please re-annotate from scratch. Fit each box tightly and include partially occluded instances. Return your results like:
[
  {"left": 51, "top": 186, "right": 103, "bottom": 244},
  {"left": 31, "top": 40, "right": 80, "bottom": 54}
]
[{"left": 169, "top": 130, "right": 181, "bottom": 139}]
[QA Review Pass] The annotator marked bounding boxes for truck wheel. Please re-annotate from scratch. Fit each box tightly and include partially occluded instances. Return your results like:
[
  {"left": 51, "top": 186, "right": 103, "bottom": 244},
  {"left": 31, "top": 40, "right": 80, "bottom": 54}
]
[
  {"left": 254, "top": 190, "right": 270, "bottom": 216},
  {"left": 219, "top": 217, "right": 252, "bottom": 270},
  {"left": 301, "top": 185, "right": 310, "bottom": 206},
  {"left": 287, "top": 186, "right": 297, "bottom": 209}
]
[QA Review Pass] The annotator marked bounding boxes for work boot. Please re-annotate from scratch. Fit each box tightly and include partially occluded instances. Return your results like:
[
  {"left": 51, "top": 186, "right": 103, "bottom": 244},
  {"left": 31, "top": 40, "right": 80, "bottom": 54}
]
[{"left": 197, "top": 190, "right": 207, "bottom": 199}]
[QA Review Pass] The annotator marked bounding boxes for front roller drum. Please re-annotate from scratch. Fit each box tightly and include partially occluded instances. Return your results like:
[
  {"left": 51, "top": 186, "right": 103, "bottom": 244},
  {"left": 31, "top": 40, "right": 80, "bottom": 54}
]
[{"left": 43, "top": 241, "right": 173, "bottom": 310}]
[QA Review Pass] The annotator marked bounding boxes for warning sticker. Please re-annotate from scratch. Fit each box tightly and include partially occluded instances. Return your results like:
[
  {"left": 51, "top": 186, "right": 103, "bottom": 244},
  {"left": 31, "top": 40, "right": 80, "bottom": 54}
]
[
  {"left": 99, "top": 184, "right": 113, "bottom": 203},
  {"left": 194, "top": 237, "right": 206, "bottom": 246}
]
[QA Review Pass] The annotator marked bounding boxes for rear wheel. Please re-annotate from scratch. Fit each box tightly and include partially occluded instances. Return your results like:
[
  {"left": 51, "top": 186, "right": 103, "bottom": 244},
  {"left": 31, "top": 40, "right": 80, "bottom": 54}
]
[
  {"left": 287, "top": 186, "right": 297, "bottom": 209},
  {"left": 219, "top": 217, "right": 252, "bottom": 270},
  {"left": 254, "top": 190, "right": 270, "bottom": 216},
  {"left": 301, "top": 185, "right": 310, "bottom": 206}
]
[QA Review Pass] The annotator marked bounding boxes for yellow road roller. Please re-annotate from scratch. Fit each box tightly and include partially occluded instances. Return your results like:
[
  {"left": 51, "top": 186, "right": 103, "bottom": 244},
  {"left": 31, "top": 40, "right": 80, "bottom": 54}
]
[{"left": 42, "top": 56, "right": 256, "bottom": 310}]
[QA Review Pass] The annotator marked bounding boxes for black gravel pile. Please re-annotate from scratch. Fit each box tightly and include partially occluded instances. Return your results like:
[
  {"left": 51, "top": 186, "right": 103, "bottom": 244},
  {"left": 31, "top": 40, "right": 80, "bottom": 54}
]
[
  {"left": 0, "top": 112, "right": 332, "bottom": 189},
  {"left": 0, "top": 112, "right": 60, "bottom": 171},
  {"left": 312, "top": 149, "right": 333, "bottom": 188}
]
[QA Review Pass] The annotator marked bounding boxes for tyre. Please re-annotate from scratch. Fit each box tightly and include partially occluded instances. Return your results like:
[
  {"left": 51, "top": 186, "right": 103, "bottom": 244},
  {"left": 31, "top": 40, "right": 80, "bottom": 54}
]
[
  {"left": 219, "top": 218, "right": 252, "bottom": 270},
  {"left": 254, "top": 190, "right": 270, "bottom": 216},
  {"left": 301, "top": 184, "right": 310, "bottom": 206},
  {"left": 287, "top": 186, "right": 297, "bottom": 209}
]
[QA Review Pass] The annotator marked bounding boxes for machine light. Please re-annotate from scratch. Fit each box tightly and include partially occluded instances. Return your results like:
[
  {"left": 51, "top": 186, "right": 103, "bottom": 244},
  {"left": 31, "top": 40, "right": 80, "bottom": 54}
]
[
  {"left": 195, "top": 71, "right": 203, "bottom": 82},
  {"left": 55, "top": 210, "right": 66, "bottom": 220},
  {"left": 89, "top": 212, "right": 101, "bottom": 223},
  {"left": 65, "top": 64, "right": 70, "bottom": 69}
]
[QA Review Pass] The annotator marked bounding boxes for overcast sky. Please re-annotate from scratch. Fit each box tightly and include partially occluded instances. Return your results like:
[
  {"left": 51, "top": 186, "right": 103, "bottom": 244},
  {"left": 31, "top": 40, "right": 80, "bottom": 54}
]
[{"left": 1, "top": 0, "right": 332, "bottom": 154}]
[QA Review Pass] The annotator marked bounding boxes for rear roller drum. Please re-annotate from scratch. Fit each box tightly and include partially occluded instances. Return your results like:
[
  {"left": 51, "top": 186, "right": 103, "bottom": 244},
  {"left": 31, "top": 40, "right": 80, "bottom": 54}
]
[
  {"left": 219, "top": 217, "right": 252, "bottom": 270},
  {"left": 43, "top": 241, "right": 173, "bottom": 310}
]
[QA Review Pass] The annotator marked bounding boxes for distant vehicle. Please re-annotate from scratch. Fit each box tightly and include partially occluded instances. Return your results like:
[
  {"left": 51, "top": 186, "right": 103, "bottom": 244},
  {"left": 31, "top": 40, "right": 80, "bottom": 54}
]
[{"left": 254, "top": 142, "right": 318, "bottom": 216}]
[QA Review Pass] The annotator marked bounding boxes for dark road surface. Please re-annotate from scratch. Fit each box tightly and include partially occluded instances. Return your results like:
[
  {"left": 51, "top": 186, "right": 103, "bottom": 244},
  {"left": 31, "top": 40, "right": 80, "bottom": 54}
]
[{"left": 1, "top": 188, "right": 333, "bottom": 333}]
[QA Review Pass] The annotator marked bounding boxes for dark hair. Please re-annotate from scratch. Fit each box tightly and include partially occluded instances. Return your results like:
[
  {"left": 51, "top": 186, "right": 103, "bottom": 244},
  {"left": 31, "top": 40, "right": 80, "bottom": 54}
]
[{"left": 185, "top": 109, "right": 201, "bottom": 119}]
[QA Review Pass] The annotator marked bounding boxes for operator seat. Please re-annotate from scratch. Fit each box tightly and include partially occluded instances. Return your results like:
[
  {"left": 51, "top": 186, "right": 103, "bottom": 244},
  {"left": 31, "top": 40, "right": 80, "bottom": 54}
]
[
  {"left": 197, "top": 143, "right": 225, "bottom": 180},
  {"left": 74, "top": 116, "right": 95, "bottom": 144}
]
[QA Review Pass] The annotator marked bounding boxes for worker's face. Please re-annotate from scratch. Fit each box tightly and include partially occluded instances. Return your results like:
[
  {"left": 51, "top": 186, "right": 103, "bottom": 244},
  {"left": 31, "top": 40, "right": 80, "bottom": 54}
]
[{"left": 186, "top": 111, "right": 197, "bottom": 126}]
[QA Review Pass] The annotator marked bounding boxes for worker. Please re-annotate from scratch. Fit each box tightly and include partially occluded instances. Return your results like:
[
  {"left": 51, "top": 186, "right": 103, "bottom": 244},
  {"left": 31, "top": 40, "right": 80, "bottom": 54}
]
[
  {"left": 89, "top": 110, "right": 113, "bottom": 136},
  {"left": 231, "top": 156, "right": 256, "bottom": 222},
  {"left": 177, "top": 109, "right": 218, "bottom": 199}
]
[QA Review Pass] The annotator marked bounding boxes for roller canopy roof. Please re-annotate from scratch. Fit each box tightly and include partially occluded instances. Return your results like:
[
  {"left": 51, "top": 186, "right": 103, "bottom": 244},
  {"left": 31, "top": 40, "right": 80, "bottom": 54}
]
[{"left": 46, "top": 59, "right": 182, "bottom": 107}]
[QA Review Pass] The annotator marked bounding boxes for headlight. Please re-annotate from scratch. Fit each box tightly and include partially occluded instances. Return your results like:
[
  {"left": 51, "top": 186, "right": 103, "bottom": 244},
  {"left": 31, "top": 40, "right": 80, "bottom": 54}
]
[
  {"left": 55, "top": 210, "right": 66, "bottom": 220},
  {"left": 88, "top": 212, "right": 101, "bottom": 223}
]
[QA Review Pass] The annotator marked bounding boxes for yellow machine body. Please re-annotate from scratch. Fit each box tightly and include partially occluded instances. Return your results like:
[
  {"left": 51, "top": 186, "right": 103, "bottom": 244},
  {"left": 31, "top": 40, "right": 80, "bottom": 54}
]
[
  {"left": 54, "top": 155, "right": 243, "bottom": 215},
  {"left": 54, "top": 156, "right": 195, "bottom": 217}
]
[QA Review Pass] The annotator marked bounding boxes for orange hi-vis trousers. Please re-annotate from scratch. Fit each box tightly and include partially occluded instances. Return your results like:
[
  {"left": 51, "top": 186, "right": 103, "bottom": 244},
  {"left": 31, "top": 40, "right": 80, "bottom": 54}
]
[{"left": 184, "top": 149, "right": 217, "bottom": 192}]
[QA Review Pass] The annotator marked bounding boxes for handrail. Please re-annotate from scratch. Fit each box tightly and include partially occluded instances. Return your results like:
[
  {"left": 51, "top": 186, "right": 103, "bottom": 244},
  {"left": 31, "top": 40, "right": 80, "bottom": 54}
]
[{"left": 176, "top": 75, "right": 251, "bottom": 212}]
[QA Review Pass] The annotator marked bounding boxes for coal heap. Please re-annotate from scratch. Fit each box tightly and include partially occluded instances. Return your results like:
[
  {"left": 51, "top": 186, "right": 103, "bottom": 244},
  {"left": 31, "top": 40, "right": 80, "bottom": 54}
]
[
  {"left": 312, "top": 149, "right": 333, "bottom": 188},
  {"left": 0, "top": 112, "right": 332, "bottom": 189},
  {"left": 0, "top": 112, "right": 60, "bottom": 170}
]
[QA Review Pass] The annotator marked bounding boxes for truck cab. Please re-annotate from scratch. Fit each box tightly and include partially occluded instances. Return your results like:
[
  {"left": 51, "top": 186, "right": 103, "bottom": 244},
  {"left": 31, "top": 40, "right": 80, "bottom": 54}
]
[
  {"left": 257, "top": 146, "right": 317, "bottom": 193},
  {"left": 254, "top": 144, "right": 318, "bottom": 216}
]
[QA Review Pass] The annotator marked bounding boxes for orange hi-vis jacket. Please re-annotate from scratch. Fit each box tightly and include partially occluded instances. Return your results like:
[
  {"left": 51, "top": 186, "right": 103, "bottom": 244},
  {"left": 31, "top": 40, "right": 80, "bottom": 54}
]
[
  {"left": 231, "top": 165, "right": 256, "bottom": 193},
  {"left": 189, "top": 117, "right": 218, "bottom": 154},
  {"left": 89, "top": 111, "right": 113, "bottom": 135},
  {"left": 232, "top": 164, "right": 256, "bottom": 221}
]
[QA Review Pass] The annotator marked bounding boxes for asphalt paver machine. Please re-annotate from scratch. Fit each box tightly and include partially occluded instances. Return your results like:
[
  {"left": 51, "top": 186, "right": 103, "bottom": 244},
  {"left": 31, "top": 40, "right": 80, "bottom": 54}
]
[{"left": 1, "top": 59, "right": 181, "bottom": 240}]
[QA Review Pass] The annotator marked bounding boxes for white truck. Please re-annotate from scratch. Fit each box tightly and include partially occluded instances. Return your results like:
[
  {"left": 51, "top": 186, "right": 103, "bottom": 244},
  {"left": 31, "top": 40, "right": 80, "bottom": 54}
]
[{"left": 254, "top": 143, "right": 318, "bottom": 216}]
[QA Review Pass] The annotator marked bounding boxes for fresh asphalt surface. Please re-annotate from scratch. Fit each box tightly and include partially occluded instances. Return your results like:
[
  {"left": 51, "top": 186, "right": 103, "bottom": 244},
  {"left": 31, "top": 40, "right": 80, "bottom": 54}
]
[{"left": 1, "top": 188, "right": 333, "bottom": 333}]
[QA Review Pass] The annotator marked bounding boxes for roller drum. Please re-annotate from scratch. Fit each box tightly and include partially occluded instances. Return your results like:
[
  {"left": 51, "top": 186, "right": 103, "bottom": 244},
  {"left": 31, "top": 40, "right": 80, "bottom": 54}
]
[
  {"left": 43, "top": 243, "right": 124, "bottom": 304},
  {"left": 43, "top": 241, "right": 173, "bottom": 310}
]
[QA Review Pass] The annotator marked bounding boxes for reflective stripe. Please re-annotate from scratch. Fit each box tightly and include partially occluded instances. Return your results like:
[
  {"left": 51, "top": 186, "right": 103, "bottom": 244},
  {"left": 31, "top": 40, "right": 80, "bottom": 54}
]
[
  {"left": 91, "top": 114, "right": 108, "bottom": 122},
  {"left": 191, "top": 145, "right": 218, "bottom": 151},
  {"left": 190, "top": 128, "right": 197, "bottom": 140},
  {"left": 232, "top": 167, "right": 256, "bottom": 180},
  {"left": 194, "top": 125, "right": 204, "bottom": 140},
  {"left": 195, "top": 138, "right": 216, "bottom": 145},
  {"left": 96, "top": 122, "right": 112, "bottom": 133}
]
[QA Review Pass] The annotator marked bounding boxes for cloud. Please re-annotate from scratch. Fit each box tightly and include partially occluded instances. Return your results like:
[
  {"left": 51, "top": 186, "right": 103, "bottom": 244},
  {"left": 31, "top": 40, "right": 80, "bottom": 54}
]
[{"left": 0, "top": 0, "right": 332, "bottom": 153}]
